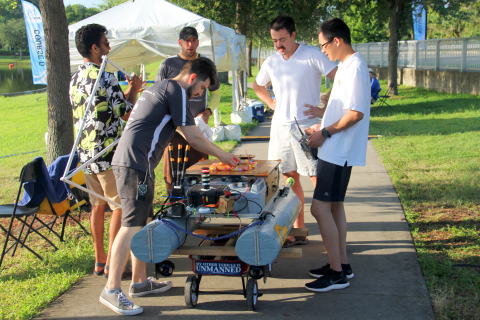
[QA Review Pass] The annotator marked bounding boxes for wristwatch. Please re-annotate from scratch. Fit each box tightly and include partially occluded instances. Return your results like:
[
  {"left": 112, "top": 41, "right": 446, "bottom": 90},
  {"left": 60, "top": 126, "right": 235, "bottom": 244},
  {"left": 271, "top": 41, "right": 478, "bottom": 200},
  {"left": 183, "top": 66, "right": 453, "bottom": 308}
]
[
  {"left": 206, "top": 107, "right": 213, "bottom": 115},
  {"left": 322, "top": 128, "right": 331, "bottom": 138}
]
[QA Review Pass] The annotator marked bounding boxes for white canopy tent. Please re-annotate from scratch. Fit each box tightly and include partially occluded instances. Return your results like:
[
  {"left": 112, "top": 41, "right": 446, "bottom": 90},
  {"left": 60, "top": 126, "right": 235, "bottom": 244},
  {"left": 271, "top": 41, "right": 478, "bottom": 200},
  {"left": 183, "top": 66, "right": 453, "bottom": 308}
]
[{"left": 68, "top": 0, "right": 247, "bottom": 120}]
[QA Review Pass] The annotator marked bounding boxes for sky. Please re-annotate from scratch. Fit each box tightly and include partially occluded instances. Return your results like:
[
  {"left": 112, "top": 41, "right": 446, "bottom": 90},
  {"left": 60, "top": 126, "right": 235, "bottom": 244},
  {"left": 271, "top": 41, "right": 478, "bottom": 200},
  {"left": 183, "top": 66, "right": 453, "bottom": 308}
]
[{"left": 63, "top": 0, "right": 99, "bottom": 8}]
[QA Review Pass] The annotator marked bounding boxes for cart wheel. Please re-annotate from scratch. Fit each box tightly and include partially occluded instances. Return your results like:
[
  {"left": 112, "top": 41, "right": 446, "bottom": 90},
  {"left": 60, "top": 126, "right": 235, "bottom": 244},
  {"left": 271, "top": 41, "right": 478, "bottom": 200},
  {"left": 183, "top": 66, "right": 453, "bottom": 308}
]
[
  {"left": 185, "top": 275, "right": 199, "bottom": 308},
  {"left": 155, "top": 260, "right": 175, "bottom": 277},
  {"left": 246, "top": 278, "right": 258, "bottom": 311}
]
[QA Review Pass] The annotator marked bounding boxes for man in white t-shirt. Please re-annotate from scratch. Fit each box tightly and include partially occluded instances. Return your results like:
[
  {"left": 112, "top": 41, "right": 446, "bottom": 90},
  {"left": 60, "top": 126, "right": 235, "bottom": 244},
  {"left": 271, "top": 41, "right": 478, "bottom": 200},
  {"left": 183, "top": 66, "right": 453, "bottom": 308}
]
[
  {"left": 253, "top": 15, "right": 337, "bottom": 247},
  {"left": 303, "top": 18, "right": 371, "bottom": 293}
]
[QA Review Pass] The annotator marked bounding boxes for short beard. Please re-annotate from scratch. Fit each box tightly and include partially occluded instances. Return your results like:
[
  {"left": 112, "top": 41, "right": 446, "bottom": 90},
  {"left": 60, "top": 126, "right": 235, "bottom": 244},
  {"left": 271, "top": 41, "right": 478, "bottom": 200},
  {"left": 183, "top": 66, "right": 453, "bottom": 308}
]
[
  {"left": 186, "top": 81, "right": 198, "bottom": 99},
  {"left": 182, "top": 48, "right": 196, "bottom": 58}
]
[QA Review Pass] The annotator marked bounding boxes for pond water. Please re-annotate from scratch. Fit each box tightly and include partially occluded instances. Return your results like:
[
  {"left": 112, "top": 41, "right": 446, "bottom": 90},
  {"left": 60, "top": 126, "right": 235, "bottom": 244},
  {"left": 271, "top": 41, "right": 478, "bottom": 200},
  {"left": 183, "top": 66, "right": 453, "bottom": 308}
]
[{"left": 0, "top": 64, "right": 47, "bottom": 94}]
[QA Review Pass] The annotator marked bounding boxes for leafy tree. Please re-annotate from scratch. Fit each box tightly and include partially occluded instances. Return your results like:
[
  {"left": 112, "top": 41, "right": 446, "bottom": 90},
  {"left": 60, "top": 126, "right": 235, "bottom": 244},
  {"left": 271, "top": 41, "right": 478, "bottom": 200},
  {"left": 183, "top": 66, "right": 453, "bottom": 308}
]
[
  {"left": 0, "top": 0, "right": 23, "bottom": 23},
  {"left": 329, "top": 3, "right": 389, "bottom": 43},
  {"left": 96, "top": 0, "right": 129, "bottom": 11},
  {"left": 427, "top": 1, "right": 480, "bottom": 38},
  {"left": 0, "top": 18, "right": 28, "bottom": 58},
  {"left": 65, "top": 4, "right": 100, "bottom": 25}
]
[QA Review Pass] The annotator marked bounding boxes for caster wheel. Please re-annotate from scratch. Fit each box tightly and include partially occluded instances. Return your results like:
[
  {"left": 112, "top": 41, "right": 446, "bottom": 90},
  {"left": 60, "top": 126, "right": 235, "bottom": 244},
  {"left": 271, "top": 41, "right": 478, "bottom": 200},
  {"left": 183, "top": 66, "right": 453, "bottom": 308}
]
[
  {"left": 155, "top": 260, "right": 175, "bottom": 277},
  {"left": 246, "top": 278, "right": 258, "bottom": 311},
  {"left": 185, "top": 275, "right": 199, "bottom": 308}
]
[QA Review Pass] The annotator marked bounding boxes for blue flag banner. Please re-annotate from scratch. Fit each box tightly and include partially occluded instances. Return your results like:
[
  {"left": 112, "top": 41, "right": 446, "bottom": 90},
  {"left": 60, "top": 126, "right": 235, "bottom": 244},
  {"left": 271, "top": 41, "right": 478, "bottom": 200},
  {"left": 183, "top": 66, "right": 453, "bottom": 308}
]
[
  {"left": 413, "top": 4, "right": 427, "bottom": 41},
  {"left": 21, "top": 0, "right": 47, "bottom": 85}
]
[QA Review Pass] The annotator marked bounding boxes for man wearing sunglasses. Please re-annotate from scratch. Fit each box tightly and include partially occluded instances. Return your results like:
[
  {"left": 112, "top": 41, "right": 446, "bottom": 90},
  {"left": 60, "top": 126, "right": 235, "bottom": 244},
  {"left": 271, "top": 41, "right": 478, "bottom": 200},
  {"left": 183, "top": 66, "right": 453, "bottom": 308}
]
[
  {"left": 70, "top": 23, "right": 144, "bottom": 278},
  {"left": 253, "top": 15, "right": 337, "bottom": 247}
]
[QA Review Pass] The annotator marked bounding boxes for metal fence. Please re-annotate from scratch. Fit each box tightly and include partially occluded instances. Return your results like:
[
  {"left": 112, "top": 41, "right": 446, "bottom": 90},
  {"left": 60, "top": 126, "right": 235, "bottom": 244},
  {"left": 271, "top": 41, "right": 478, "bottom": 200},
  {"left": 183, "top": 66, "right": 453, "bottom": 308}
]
[
  {"left": 252, "top": 37, "right": 480, "bottom": 72},
  {"left": 353, "top": 37, "right": 480, "bottom": 72},
  {"left": 251, "top": 47, "right": 276, "bottom": 60}
]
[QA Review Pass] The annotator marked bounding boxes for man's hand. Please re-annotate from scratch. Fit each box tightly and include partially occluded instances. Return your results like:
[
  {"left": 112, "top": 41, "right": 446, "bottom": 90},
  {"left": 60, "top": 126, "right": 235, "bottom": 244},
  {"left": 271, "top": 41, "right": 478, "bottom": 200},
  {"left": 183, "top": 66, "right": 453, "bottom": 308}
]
[
  {"left": 196, "top": 110, "right": 211, "bottom": 124},
  {"left": 305, "top": 123, "right": 321, "bottom": 136},
  {"left": 307, "top": 130, "right": 325, "bottom": 148},
  {"left": 269, "top": 98, "right": 277, "bottom": 110},
  {"left": 320, "top": 95, "right": 328, "bottom": 106},
  {"left": 125, "top": 74, "right": 145, "bottom": 93},
  {"left": 218, "top": 152, "right": 239, "bottom": 167},
  {"left": 303, "top": 104, "right": 324, "bottom": 119}
]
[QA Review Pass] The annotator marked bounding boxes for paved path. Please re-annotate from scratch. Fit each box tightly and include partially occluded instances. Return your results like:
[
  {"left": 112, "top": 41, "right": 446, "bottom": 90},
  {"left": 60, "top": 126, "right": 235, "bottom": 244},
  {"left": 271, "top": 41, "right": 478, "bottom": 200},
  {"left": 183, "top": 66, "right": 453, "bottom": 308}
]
[{"left": 36, "top": 119, "right": 435, "bottom": 320}]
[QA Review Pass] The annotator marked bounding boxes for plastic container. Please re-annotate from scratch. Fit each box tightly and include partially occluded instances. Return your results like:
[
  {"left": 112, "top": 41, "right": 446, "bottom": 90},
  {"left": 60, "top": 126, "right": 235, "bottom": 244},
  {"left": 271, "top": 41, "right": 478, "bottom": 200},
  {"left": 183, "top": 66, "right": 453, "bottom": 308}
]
[
  {"left": 247, "top": 101, "right": 265, "bottom": 122},
  {"left": 230, "top": 179, "right": 267, "bottom": 215}
]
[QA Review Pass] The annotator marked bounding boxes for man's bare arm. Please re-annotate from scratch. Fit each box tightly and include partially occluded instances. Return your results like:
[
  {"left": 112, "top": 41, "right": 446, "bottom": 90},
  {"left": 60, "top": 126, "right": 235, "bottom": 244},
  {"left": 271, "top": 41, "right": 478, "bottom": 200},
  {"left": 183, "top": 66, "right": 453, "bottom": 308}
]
[
  {"left": 253, "top": 81, "right": 275, "bottom": 110},
  {"left": 326, "top": 67, "right": 337, "bottom": 81},
  {"left": 177, "top": 126, "right": 238, "bottom": 167}
]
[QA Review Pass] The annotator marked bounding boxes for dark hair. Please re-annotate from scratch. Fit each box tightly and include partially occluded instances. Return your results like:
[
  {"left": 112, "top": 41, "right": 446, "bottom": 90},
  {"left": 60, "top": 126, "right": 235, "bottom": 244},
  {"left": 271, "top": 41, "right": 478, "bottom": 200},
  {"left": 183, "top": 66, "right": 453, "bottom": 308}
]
[
  {"left": 179, "top": 58, "right": 217, "bottom": 90},
  {"left": 269, "top": 14, "right": 296, "bottom": 36},
  {"left": 75, "top": 24, "right": 108, "bottom": 58},
  {"left": 318, "top": 18, "right": 351, "bottom": 46}
]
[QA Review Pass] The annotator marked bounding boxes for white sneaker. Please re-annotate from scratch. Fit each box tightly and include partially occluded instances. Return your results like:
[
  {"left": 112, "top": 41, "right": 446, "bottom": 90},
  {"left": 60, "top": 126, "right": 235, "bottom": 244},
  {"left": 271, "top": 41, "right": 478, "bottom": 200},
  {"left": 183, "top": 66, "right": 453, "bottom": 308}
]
[{"left": 99, "top": 288, "right": 143, "bottom": 315}]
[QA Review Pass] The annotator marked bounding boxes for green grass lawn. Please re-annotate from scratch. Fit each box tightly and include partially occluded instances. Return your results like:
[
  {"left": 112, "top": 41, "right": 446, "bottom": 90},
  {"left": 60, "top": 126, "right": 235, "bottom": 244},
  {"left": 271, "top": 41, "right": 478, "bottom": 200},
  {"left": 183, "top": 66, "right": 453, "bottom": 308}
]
[
  {"left": 370, "top": 81, "right": 480, "bottom": 319},
  {"left": 0, "top": 57, "right": 31, "bottom": 64},
  {"left": 0, "top": 63, "right": 260, "bottom": 319}
]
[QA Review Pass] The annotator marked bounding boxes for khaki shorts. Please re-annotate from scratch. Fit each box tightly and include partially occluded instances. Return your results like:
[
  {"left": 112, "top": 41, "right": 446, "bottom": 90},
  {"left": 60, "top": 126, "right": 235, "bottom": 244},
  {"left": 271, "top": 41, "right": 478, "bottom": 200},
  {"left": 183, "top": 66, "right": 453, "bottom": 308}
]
[
  {"left": 268, "top": 119, "right": 319, "bottom": 176},
  {"left": 84, "top": 169, "right": 121, "bottom": 210}
]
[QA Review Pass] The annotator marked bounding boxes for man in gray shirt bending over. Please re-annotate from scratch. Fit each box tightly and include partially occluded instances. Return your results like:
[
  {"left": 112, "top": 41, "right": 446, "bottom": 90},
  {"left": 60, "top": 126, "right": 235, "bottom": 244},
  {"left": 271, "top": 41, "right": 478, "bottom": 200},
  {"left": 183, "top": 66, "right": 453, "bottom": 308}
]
[{"left": 99, "top": 58, "right": 238, "bottom": 316}]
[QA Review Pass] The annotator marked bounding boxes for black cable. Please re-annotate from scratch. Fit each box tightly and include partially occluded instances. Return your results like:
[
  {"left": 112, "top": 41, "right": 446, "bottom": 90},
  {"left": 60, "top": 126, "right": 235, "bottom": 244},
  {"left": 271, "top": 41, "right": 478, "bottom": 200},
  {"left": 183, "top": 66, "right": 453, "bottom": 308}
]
[
  {"left": 235, "top": 195, "right": 249, "bottom": 212},
  {"left": 248, "top": 199, "right": 263, "bottom": 214},
  {"left": 159, "top": 195, "right": 170, "bottom": 210},
  {"left": 180, "top": 212, "right": 194, "bottom": 247}
]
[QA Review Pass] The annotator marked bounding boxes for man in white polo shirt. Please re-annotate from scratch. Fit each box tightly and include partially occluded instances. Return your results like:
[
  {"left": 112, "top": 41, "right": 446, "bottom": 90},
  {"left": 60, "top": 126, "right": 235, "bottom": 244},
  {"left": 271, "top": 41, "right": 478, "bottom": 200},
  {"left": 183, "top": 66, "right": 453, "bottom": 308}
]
[
  {"left": 304, "top": 17, "right": 371, "bottom": 292},
  {"left": 253, "top": 15, "right": 337, "bottom": 246}
]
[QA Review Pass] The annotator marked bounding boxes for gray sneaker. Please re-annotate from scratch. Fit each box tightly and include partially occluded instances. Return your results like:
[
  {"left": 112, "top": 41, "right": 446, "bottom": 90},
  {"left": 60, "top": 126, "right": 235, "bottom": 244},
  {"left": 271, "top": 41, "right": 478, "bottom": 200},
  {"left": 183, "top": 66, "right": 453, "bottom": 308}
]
[
  {"left": 129, "top": 277, "right": 173, "bottom": 297},
  {"left": 99, "top": 288, "right": 143, "bottom": 315}
]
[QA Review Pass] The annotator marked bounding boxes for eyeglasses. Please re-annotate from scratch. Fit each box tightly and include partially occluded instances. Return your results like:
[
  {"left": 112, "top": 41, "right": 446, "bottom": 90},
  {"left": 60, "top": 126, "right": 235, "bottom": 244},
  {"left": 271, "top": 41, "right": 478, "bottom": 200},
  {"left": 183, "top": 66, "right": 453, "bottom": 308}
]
[
  {"left": 320, "top": 40, "right": 332, "bottom": 48},
  {"left": 99, "top": 40, "right": 110, "bottom": 47}
]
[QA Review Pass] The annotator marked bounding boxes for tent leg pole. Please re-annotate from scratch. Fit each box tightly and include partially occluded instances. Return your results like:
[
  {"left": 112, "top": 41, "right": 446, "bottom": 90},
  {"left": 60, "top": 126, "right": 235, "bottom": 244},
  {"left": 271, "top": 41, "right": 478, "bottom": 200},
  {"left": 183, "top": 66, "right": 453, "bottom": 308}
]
[
  {"left": 232, "top": 71, "right": 237, "bottom": 113},
  {"left": 214, "top": 108, "right": 220, "bottom": 127},
  {"left": 244, "top": 70, "right": 247, "bottom": 100}
]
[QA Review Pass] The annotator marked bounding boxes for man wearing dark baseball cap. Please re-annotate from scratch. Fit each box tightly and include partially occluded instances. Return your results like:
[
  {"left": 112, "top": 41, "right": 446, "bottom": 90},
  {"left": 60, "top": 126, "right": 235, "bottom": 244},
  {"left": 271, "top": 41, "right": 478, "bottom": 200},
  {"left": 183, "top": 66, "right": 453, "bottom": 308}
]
[
  {"left": 179, "top": 26, "right": 198, "bottom": 41},
  {"left": 155, "top": 26, "right": 222, "bottom": 193}
]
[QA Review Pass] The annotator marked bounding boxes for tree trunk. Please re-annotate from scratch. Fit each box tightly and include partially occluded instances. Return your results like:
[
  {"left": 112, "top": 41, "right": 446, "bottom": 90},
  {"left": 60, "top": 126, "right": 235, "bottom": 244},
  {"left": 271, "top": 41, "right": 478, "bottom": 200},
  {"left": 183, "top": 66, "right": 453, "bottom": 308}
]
[
  {"left": 39, "top": 0, "right": 73, "bottom": 165},
  {"left": 235, "top": 1, "right": 248, "bottom": 99},
  {"left": 257, "top": 41, "right": 261, "bottom": 67},
  {"left": 387, "top": 0, "right": 403, "bottom": 95},
  {"left": 19, "top": 46, "right": 22, "bottom": 60},
  {"left": 246, "top": 40, "right": 252, "bottom": 77}
]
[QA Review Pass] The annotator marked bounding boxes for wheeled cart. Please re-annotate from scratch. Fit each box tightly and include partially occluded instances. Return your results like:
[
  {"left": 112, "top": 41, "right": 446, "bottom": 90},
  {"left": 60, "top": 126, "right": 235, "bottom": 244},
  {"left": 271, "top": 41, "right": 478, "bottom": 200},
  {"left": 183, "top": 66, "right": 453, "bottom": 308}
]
[{"left": 172, "top": 225, "right": 308, "bottom": 311}]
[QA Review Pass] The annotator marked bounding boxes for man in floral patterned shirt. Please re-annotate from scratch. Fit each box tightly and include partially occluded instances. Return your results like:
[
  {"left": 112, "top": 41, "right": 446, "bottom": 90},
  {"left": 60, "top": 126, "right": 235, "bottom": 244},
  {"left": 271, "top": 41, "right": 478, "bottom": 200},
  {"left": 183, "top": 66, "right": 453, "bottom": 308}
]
[{"left": 70, "top": 23, "right": 143, "bottom": 277}]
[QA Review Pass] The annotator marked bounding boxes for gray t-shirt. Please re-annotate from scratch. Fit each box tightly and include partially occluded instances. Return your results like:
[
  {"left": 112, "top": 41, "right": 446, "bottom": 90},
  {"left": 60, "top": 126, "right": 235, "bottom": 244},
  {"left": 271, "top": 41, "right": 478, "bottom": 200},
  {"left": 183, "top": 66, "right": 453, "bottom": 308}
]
[
  {"left": 154, "top": 54, "right": 220, "bottom": 117},
  {"left": 112, "top": 79, "right": 195, "bottom": 176}
]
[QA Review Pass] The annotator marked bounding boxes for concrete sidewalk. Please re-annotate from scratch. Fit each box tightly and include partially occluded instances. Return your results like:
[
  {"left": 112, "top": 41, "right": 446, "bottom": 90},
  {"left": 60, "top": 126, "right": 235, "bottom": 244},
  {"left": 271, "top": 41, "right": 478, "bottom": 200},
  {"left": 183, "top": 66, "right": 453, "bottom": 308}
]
[{"left": 36, "top": 119, "right": 435, "bottom": 320}]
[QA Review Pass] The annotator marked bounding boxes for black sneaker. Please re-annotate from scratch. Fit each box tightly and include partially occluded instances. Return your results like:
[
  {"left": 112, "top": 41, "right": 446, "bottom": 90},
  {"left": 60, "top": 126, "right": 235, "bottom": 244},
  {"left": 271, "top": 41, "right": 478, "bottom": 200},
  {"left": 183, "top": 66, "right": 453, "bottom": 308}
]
[
  {"left": 129, "top": 277, "right": 172, "bottom": 297},
  {"left": 305, "top": 269, "right": 350, "bottom": 292},
  {"left": 309, "top": 263, "right": 354, "bottom": 279}
]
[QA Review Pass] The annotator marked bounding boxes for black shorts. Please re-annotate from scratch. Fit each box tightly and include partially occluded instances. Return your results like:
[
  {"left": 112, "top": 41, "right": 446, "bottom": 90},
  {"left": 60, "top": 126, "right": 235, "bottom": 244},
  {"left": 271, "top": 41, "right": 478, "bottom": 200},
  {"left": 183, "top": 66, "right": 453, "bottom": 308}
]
[
  {"left": 113, "top": 166, "right": 154, "bottom": 227},
  {"left": 313, "top": 159, "right": 352, "bottom": 202}
]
